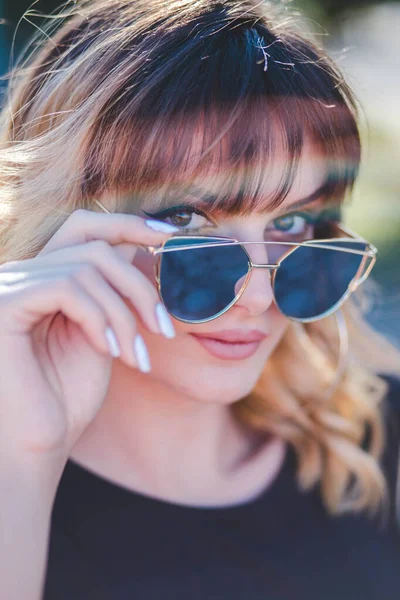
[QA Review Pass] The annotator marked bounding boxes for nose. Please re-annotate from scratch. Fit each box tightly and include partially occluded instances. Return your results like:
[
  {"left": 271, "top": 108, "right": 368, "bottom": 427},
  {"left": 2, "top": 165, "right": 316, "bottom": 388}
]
[{"left": 234, "top": 244, "right": 275, "bottom": 316}]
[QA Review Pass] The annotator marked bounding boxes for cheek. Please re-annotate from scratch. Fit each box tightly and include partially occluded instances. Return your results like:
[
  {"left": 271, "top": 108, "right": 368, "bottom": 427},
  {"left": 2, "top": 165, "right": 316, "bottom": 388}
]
[{"left": 271, "top": 312, "right": 290, "bottom": 351}]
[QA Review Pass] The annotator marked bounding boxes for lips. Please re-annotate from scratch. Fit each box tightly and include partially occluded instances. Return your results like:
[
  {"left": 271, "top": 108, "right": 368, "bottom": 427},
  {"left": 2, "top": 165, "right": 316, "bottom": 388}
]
[
  {"left": 190, "top": 329, "right": 267, "bottom": 344},
  {"left": 189, "top": 329, "right": 268, "bottom": 360}
]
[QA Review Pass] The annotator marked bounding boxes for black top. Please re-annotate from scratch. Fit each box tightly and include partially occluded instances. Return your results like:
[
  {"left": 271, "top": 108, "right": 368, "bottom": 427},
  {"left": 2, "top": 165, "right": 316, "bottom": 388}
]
[{"left": 43, "top": 378, "right": 400, "bottom": 600}]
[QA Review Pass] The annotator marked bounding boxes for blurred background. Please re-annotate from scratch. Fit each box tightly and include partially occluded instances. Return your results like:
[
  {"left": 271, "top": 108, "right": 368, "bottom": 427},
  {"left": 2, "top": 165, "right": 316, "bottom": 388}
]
[{"left": 0, "top": 0, "right": 399, "bottom": 348}]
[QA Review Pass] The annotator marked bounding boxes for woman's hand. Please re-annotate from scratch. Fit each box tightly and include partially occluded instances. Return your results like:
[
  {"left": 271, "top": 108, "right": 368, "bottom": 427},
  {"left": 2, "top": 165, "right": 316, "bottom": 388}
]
[{"left": 0, "top": 208, "right": 178, "bottom": 467}]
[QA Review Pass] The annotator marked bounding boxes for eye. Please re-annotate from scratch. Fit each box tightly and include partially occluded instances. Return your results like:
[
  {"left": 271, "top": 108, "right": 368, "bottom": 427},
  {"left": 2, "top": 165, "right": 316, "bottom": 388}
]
[
  {"left": 143, "top": 205, "right": 216, "bottom": 231},
  {"left": 267, "top": 212, "right": 314, "bottom": 238}
]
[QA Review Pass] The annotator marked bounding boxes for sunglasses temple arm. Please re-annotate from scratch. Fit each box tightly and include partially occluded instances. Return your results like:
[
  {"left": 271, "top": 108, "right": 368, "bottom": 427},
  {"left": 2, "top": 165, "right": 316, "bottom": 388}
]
[
  {"left": 321, "top": 310, "right": 349, "bottom": 401},
  {"left": 353, "top": 254, "right": 377, "bottom": 288},
  {"left": 143, "top": 245, "right": 158, "bottom": 255},
  {"left": 336, "top": 221, "right": 369, "bottom": 243},
  {"left": 93, "top": 200, "right": 161, "bottom": 253}
]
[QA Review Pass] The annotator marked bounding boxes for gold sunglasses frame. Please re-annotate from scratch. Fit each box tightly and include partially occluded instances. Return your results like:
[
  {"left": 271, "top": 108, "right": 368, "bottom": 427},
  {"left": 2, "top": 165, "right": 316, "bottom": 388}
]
[{"left": 94, "top": 200, "right": 377, "bottom": 325}]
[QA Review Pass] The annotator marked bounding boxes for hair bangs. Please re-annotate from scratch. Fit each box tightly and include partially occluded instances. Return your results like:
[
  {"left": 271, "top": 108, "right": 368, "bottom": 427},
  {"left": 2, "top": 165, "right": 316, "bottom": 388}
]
[{"left": 79, "top": 11, "right": 360, "bottom": 216}]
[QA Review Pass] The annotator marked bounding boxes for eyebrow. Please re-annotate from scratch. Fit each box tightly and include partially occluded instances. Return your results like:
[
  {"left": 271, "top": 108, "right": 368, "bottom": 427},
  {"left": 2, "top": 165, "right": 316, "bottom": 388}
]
[
  {"left": 198, "top": 181, "right": 332, "bottom": 213},
  {"left": 281, "top": 182, "right": 333, "bottom": 212}
]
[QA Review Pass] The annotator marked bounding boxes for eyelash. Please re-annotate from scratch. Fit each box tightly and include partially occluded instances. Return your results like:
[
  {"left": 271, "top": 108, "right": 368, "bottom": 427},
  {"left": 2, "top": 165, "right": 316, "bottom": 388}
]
[
  {"left": 143, "top": 205, "right": 339, "bottom": 235},
  {"left": 266, "top": 211, "right": 322, "bottom": 238},
  {"left": 143, "top": 205, "right": 216, "bottom": 231}
]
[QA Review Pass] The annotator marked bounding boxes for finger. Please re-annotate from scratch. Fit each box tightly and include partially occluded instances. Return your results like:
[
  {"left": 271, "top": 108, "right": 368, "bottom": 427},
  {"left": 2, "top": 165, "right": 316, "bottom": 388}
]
[
  {"left": 4, "top": 240, "right": 172, "bottom": 337},
  {"left": 38, "top": 208, "right": 179, "bottom": 255},
  {"left": 68, "top": 264, "right": 141, "bottom": 367},
  {"left": 0, "top": 275, "right": 114, "bottom": 358}
]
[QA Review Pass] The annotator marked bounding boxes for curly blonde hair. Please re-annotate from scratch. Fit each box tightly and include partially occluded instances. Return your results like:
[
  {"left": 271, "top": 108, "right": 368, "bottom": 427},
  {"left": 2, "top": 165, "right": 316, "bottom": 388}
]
[{"left": 0, "top": 0, "right": 399, "bottom": 516}]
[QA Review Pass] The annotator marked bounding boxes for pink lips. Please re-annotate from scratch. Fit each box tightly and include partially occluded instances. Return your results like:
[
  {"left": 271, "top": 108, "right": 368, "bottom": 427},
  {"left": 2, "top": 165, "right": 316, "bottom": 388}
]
[{"left": 190, "top": 329, "right": 268, "bottom": 360}]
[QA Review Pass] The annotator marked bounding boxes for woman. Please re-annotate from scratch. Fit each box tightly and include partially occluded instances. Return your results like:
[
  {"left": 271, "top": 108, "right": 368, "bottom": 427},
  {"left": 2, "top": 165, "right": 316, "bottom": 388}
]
[{"left": 0, "top": 0, "right": 399, "bottom": 598}]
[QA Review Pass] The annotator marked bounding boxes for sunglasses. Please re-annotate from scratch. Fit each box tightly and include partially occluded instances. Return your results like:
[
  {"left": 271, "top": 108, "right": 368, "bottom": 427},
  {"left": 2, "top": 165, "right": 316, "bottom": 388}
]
[{"left": 94, "top": 202, "right": 377, "bottom": 324}]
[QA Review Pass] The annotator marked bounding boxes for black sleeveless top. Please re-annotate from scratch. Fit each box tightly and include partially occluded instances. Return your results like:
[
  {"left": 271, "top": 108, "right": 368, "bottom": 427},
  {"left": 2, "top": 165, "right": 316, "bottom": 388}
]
[{"left": 43, "top": 378, "right": 400, "bottom": 600}]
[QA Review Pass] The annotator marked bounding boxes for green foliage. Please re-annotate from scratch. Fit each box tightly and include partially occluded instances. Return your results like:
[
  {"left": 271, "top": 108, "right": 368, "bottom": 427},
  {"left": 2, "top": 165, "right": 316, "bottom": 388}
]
[{"left": 295, "top": 0, "right": 398, "bottom": 25}]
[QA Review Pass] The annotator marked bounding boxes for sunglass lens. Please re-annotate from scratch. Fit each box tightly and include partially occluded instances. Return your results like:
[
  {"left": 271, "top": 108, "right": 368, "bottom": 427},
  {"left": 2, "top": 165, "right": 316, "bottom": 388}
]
[
  {"left": 273, "top": 241, "right": 368, "bottom": 320},
  {"left": 159, "top": 238, "right": 250, "bottom": 321}
]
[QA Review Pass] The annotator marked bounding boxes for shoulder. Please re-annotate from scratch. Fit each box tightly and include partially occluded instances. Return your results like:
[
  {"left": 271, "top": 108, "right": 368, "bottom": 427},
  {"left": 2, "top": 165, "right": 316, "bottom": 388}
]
[
  {"left": 381, "top": 375, "right": 400, "bottom": 445},
  {"left": 383, "top": 375, "right": 400, "bottom": 412},
  {"left": 379, "top": 375, "right": 400, "bottom": 530}
]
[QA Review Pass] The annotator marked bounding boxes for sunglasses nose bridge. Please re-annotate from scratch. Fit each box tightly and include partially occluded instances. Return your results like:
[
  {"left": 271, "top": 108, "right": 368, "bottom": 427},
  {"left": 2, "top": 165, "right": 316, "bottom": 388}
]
[
  {"left": 243, "top": 240, "right": 288, "bottom": 269},
  {"left": 251, "top": 263, "right": 279, "bottom": 270},
  {"left": 234, "top": 261, "right": 275, "bottom": 316}
]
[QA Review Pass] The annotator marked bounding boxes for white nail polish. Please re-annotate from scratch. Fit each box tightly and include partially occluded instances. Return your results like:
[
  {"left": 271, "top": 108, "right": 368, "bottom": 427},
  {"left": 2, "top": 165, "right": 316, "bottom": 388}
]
[
  {"left": 145, "top": 219, "right": 179, "bottom": 233},
  {"left": 134, "top": 334, "right": 151, "bottom": 372},
  {"left": 156, "top": 303, "right": 176, "bottom": 339},
  {"left": 105, "top": 327, "right": 121, "bottom": 358}
]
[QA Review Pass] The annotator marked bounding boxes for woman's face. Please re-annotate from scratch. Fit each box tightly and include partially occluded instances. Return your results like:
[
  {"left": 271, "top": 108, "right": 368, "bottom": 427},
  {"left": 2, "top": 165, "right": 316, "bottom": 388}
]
[{"left": 132, "top": 142, "right": 331, "bottom": 404}]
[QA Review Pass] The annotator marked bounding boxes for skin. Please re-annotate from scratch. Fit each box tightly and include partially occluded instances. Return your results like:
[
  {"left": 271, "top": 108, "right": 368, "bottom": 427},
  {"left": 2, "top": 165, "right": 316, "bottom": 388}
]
[{"left": 67, "top": 140, "right": 330, "bottom": 507}]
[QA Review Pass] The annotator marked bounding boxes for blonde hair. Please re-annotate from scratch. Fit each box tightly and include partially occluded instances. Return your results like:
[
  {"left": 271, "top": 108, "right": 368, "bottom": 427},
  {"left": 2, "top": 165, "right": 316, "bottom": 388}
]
[{"left": 1, "top": 0, "right": 399, "bottom": 517}]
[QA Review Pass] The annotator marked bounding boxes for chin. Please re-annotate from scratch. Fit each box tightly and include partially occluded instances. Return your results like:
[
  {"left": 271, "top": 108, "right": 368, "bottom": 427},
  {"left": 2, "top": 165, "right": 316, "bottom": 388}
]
[
  {"left": 160, "top": 360, "right": 265, "bottom": 405},
  {"left": 177, "top": 381, "right": 257, "bottom": 405}
]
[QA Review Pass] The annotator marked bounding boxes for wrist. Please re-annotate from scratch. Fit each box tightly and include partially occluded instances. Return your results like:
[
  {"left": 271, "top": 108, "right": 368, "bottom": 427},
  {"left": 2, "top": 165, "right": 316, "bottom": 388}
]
[{"left": 0, "top": 449, "right": 68, "bottom": 504}]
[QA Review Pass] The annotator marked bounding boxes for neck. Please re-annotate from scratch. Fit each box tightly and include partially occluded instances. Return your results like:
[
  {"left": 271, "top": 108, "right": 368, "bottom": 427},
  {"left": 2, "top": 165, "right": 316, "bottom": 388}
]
[{"left": 70, "top": 360, "right": 284, "bottom": 506}]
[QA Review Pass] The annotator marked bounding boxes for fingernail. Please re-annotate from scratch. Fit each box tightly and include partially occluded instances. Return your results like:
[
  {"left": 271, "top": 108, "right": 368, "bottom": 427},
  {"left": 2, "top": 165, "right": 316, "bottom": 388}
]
[
  {"left": 156, "top": 303, "right": 176, "bottom": 339},
  {"left": 134, "top": 334, "right": 151, "bottom": 372},
  {"left": 105, "top": 327, "right": 121, "bottom": 358},
  {"left": 145, "top": 219, "right": 179, "bottom": 233}
]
